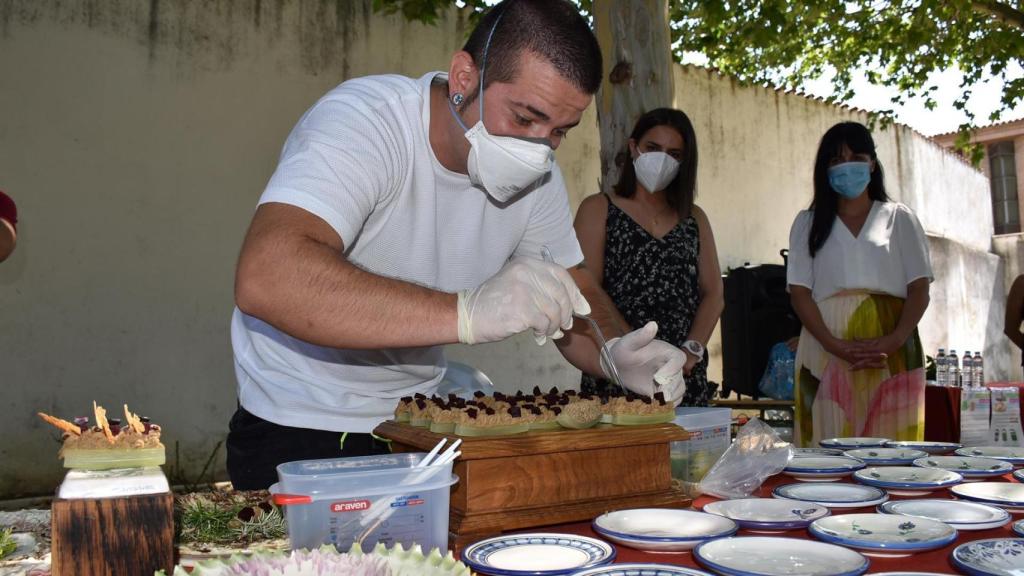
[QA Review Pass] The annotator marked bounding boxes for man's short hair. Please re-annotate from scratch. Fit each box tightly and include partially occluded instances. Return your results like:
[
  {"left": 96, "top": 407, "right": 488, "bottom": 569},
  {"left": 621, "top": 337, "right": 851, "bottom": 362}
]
[{"left": 463, "top": 0, "right": 603, "bottom": 96}]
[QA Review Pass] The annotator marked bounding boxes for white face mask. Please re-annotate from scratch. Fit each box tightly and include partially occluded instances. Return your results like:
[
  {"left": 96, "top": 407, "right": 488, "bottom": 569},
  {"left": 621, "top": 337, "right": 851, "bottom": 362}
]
[
  {"left": 633, "top": 151, "right": 680, "bottom": 193},
  {"left": 447, "top": 13, "right": 554, "bottom": 203},
  {"left": 460, "top": 116, "right": 554, "bottom": 202}
]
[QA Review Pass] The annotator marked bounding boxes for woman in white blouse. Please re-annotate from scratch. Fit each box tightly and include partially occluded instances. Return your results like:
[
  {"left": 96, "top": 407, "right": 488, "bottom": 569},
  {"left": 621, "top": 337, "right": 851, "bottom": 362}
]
[{"left": 787, "top": 122, "right": 933, "bottom": 447}]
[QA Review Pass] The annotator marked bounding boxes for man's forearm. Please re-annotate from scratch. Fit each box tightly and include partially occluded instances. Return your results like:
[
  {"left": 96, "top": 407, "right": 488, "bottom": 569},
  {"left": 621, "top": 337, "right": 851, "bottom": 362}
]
[{"left": 236, "top": 235, "right": 458, "bottom": 349}]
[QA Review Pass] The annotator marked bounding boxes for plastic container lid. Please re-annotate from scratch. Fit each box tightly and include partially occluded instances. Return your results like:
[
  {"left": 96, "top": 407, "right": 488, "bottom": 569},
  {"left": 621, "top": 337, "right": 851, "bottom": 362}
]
[
  {"left": 674, "top": 407, "right": 731, "bottom": 431},
  {"left": 275, "top": 453, "right": 456, "bottom": 499}
]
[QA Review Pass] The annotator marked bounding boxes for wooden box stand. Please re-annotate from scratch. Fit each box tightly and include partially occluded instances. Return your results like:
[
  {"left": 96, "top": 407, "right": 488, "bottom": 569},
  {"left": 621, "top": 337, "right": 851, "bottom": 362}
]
[
  {"left": 375, "top": 421, "right": 691, "bottom": 553},
  {"left": 51, "top": 491, "right": 174, "bottom": 576}
]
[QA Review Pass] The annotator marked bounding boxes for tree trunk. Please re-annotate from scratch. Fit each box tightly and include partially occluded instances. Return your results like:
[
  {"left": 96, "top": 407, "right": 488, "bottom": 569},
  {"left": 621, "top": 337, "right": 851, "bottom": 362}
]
[{"left": 592, "top": 0, "right": 675, "bottom": 193}]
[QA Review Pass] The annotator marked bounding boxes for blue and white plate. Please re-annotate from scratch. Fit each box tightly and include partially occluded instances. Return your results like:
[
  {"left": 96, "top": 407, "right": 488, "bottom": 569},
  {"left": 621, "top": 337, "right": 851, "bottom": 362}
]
[
  {"left": 853, "top": 466, "right": 962, "bottom": 496},
  {"left": 951, "top": 483, "right": 1024, "bottom": 512},
  {"left": 820, "top": 437, "right": 890, "bottom": 450},
  {"left": 702, "top": 498, "right": 829, "bottom": 532},
  {"left": 461, "top": 533, "right": 615, "bottom": 576},
  {"left": 694, "top": 536, "right": 869, "bottom": 576},
  {"left": 868, "top": 573, "right": 954, "bottom": 575},
  {"left": 1011, "top": 518, "right": 1024, "bottom": 537},
  {"left": 958, "top": 446, "right": 1024, "bottom": 468},
  {"left": 913, "top": 455, "right": 1013, "bottom": 480},
  {"left": 884, "top": 440, "right": 962, "bottom": 454},
  {"left": 793, "top": 447, "right": 844, "bottom": 457},
  {"left": 569, "top": 565, "right": 713, "bottom": 576},
  {"left": 951, "top": 538, "right": 1024, "bottom": 576},
  {"left": 809, "top": 513, "right": 957, "bottom": 557},
  {"left": 591, "top": 508, "right": 737, "bottom": 552},
  {"left": 1013, "top": 469, "right": 1024, "bottom": 483},
  {"left": 878, "top": 499, "right": 1011, "bottom": 531},
  {"left": 783, "top": 455, "right": 865, "bottom": 481},
  {"left": 843, "top": 448, "right": 927, "bottom": 466},
  {"left": 773, "top": 482, "right": 888, "bottom": 509}
]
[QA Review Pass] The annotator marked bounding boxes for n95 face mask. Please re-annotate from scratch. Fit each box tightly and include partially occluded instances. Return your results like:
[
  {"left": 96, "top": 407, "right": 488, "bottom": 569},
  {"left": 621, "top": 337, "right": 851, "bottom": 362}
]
[{"left": 633, "top": 151, "right": 680, "bottom": 193}]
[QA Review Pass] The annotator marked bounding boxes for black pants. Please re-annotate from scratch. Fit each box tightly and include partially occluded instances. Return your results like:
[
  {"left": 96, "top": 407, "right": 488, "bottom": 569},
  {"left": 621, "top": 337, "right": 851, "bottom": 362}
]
[{"left": 226, "top": 406, "right": 391, "bottom": 490}]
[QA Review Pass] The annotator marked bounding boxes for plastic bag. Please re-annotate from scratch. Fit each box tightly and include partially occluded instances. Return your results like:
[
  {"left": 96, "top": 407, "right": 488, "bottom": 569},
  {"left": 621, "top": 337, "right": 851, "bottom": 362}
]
[
  {"left": 698, "top": 417, "right": 791, "bottom": 499},
  {"left": 758, "top": 342, "right": 796, "bottom": 400}
]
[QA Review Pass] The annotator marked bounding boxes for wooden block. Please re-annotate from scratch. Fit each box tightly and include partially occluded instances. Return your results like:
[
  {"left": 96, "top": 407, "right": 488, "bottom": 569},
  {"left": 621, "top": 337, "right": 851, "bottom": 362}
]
[
  {"left": 51, "top": 491, "right": 174, "bottom": 576},
  {"left": 375, "top": 421, "right": 692, "bottom": 551}
]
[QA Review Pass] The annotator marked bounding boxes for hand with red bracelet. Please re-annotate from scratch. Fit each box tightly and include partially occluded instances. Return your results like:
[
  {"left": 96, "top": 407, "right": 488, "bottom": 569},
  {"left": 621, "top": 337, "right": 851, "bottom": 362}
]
[{"left": 0, "top": 189, "right": 17, "bottom": 262}]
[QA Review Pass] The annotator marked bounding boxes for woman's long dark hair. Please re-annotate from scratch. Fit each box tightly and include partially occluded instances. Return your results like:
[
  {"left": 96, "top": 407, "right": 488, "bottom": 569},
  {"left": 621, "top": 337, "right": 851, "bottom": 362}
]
[
  {"left": 614, "top": 108, "right": 698, "bottom": 219},
  {"left": 808, "top": 121, "right": 890, "bottom": 256}
]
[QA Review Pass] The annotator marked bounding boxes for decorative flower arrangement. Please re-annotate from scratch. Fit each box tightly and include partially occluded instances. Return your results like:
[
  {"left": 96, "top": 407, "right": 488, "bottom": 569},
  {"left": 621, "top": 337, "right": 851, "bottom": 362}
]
[{"left": 157, "top": 542, "right": 472, "bottom": 576}]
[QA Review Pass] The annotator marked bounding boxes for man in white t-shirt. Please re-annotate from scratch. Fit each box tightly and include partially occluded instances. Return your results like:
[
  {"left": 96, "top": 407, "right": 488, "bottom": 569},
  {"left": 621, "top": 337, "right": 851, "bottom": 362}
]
[{"left": 228, "top": 0, "right": 688, "bottom": 489}]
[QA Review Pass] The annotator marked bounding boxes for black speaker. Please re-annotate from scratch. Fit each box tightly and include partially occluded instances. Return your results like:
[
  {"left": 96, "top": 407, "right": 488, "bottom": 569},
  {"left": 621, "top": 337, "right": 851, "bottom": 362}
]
[{"left": 721, "top": 262, "right": 802, "bottom": 399}]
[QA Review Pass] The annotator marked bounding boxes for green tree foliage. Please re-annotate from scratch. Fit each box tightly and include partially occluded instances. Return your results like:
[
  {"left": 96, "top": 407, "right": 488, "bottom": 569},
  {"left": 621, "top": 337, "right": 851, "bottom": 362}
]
[
  {"left": 376, "top": 0, "right": 1022, "bottom": 162},
  {"left": 672, "top": 1, "right": 1024, "bottom": 162}
]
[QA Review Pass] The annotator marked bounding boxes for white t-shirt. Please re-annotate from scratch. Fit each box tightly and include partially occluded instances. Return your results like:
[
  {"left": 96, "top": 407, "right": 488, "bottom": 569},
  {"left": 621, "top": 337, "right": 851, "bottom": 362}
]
[
  {"left": 786, "top": 201, "right": 933, "bottom": 302},
  {"left": 231, "top": 72, "right": 584, "bottom": 433}
]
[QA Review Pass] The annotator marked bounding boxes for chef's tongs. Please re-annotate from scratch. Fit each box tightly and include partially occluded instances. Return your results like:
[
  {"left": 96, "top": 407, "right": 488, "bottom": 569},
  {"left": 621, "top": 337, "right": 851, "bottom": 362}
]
[{"left": 540, "top": 247, "right": 626, "bottom": 392}]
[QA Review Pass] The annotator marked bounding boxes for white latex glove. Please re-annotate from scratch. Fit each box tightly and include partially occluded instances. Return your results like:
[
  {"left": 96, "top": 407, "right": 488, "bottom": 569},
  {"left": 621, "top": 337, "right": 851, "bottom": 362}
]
[
  {"left": 457, "top": 257, "right": 591, "bottom": 345},
  {"left": 601, "top": 321, "right": 686, "bottom": 405}
]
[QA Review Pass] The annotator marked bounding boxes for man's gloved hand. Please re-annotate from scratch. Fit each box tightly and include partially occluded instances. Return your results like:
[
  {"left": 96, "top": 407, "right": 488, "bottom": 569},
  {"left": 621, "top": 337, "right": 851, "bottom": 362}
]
[
  {"left": 601, "top": 321, "right": 686, "bottom": 405},
  {"left": 457, "top": 257, "right": 591, "bottom": 345}
]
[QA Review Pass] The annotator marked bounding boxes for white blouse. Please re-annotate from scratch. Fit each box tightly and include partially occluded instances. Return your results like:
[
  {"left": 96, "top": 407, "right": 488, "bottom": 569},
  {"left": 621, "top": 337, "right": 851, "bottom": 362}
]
[{"left": 787, "top": 201, "right": 933, "bottom": 302}]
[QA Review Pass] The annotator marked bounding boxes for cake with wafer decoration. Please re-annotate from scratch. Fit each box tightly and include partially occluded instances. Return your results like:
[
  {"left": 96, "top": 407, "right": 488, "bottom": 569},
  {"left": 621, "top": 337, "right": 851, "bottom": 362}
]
[{"left": 37, "top": 402, "right": 165, "bottom": 469}]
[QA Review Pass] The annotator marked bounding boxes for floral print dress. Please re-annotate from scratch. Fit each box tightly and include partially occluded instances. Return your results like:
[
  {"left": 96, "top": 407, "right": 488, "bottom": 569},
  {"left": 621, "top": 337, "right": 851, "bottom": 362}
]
[{"left": 580, "top": 195, "right": 713, "bottom": 406}]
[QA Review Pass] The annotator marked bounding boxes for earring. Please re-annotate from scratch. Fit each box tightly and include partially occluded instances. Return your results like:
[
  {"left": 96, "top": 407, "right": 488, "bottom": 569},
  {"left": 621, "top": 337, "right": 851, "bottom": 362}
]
[{"left": 451, "top": 93, "right": 465, "bottom": 106}]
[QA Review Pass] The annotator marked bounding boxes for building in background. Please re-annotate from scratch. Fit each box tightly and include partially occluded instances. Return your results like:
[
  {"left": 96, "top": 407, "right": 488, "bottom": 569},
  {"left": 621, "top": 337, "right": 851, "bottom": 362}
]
[{"left": 933, "top": 119, "right": 1024, "bottom": 236}]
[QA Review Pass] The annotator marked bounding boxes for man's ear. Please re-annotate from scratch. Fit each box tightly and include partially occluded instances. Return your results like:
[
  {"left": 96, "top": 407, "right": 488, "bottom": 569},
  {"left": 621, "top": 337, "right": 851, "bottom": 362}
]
[{"left": 448, "top": 51, "right": 479, "bottom": 106}]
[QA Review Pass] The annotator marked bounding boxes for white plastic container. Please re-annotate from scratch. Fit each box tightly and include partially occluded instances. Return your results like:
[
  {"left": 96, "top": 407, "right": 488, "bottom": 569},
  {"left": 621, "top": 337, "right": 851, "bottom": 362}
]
[
  {"left": 671, "top": 407, "right": 731, "bottom": 483},
  {"left": 270, "top": 453, "right": 457, "bottom": 553}
]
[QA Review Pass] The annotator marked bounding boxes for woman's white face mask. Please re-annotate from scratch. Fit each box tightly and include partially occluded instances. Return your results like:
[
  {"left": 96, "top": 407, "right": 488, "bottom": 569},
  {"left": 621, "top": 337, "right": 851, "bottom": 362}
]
[
  {"left": 447, "top": 14, "right": 554, "bottom": 203},
  {"left": 633, "top": 151, "right": 680, "bottom": 193}
]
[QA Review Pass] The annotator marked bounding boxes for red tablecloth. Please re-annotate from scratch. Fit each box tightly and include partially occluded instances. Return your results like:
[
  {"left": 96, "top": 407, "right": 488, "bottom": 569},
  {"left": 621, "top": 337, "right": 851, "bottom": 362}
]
[
  {"left": 541, "top": 473, "right": 1023, "bottom": 574},
  {"left": 926, "top": 382, "right": 1024, "bottom": 442}
]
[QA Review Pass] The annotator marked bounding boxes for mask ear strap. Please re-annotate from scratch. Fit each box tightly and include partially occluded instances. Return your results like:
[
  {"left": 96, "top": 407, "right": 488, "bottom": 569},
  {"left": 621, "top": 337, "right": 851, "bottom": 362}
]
[{"left": 478, "top": 11, "right": 505, "bottom": 125}]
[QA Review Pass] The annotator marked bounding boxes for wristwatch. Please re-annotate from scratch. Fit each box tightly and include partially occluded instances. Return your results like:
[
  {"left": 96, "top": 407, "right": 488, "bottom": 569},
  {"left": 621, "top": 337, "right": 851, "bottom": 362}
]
[{"left": 682, "top": 340, "right": 705, "bottom": 358}]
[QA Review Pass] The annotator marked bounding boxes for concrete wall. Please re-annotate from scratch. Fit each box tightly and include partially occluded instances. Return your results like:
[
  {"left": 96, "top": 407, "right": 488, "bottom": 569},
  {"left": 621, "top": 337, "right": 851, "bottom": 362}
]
[
  {"left": 0, "top": 0, "right": 600, "bottom": 497},
  {"left": 0, "top": 0, "right": 1002, "bottom": 496}
]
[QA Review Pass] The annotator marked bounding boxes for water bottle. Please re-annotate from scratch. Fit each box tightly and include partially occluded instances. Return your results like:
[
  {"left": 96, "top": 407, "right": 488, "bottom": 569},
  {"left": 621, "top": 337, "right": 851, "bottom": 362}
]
[
  {"left": 973, "top": 351, "right": 985, "bottom": 387},
  {"left": 936, "top": 348, "right": 947, "bottom": 386},
  {"left": 962, "top": 351, "right": 973, "bottom": 388},
  {"left": 949, "top": 350, "right": 960, "bottom": 387}
]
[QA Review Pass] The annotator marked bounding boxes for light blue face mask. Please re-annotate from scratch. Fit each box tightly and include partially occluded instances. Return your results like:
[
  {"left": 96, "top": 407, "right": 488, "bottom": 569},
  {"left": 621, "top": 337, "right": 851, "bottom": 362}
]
[{"left": 827, "top": 161, "right": 872, "bottom": 198}]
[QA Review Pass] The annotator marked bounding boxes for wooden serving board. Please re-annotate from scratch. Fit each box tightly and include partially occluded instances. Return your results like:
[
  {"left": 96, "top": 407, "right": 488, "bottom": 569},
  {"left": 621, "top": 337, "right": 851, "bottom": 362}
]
[{"left": 374, "top": 421, "right": 692, "bottom": 553}]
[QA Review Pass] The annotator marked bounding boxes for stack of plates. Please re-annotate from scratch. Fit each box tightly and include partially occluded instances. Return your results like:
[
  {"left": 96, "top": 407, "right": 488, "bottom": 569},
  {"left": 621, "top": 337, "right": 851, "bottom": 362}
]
[
  {"left": 878, "top": 499, "right": 1010, "bottom": 531},
  {"left": 793, "top": 447, "right": 844, "bottom": 457},
  {"left": 820, "top": 437, "right": 890, "bottom": 450},
  {"left": 808, "top": 513, "right": 957, "bottom": 557},
  {"left": 591, "top": 508, "right": 737, "bottom": 552},
  {"left": 957, "top": 446, "right": 1024, "bottom": 468},
  {"left": 694, "top": 536, "right": 870, "bottom": 576},
  {"left": 782, "top": 455, "right": 865, "bottom": 481},
  {"left": 461, "top": 533, "right": 614, "bottom": 576},
  {"left": 1013, "top": 469, "right": 1024, "bottom": 483},
  {"left": 843, "top": 448, "right": 927, "bottom": 466},
  {"left": 951, "top": 538, "right": 1024, "bottom": 576},
  {"left": 773, "top": 482, "right": 888, "bottom": 508},
  {"left": 913, "top": 456, "right": 1013, "bottom": 480},
  {"left": 853, "top": 466, "right": 962, "bottom": 496},
  {"left": 884, "top": 440, "right": 961, "bottom": 455},
  {"left": 702, "top": 498, "right": 829, "bottom": 533},
  {"left": 951, "top": 483, "right": 1024, "bottom": 513},
  {"left": 571, "top": 565, "right": 713, "bottom": 576}
]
